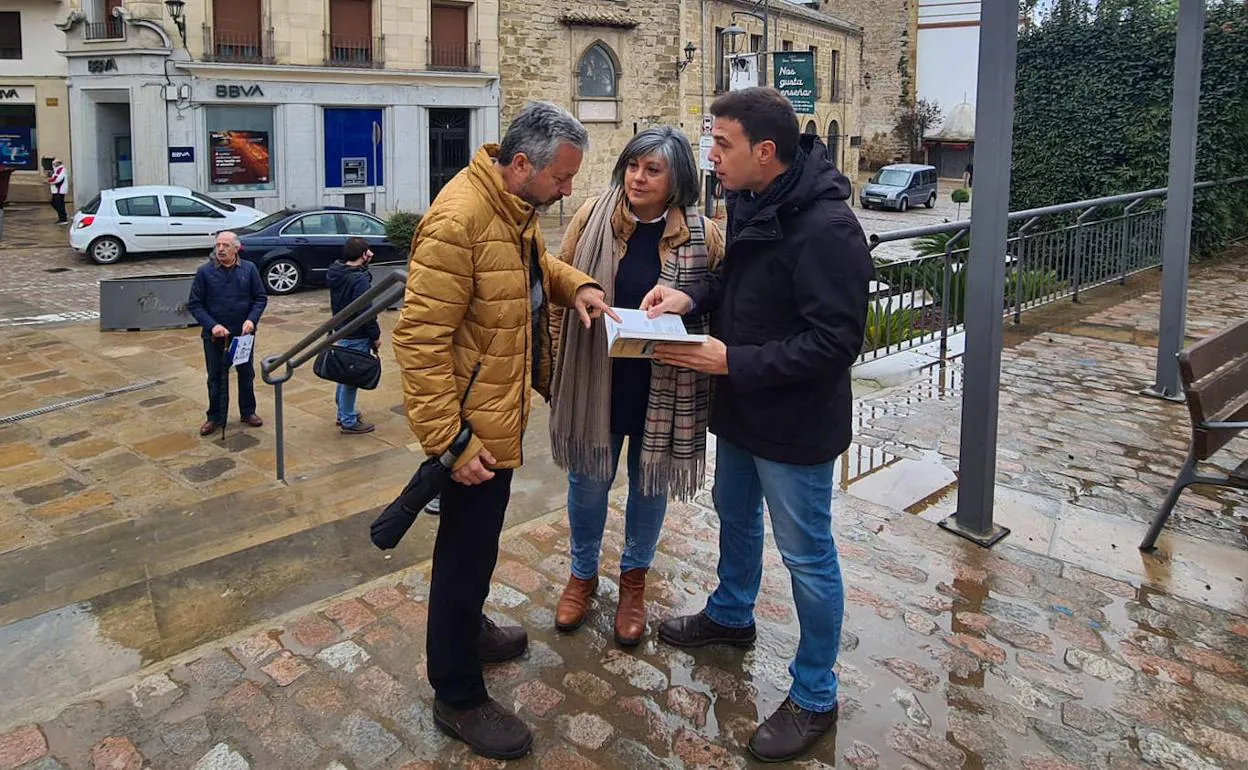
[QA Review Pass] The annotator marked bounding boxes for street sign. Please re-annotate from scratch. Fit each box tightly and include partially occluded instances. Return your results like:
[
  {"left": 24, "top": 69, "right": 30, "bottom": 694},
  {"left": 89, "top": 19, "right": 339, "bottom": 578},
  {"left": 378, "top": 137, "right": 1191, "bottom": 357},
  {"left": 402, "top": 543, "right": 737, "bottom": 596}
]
[
  {"left": 773, "top": 51, "right": 817, "bottom": 114},
  {"left": 699, "top": 135, "right": 714, "bottom": 171},
  {"left": 702, "top": 114, "right": 713, "bottom": 135}
]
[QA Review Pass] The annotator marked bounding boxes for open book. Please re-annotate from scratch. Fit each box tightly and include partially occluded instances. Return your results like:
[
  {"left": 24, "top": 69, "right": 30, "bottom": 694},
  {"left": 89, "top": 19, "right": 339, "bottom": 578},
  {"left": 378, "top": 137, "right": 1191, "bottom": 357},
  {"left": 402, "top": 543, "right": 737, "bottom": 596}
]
[{"left": 605, "top": 308, "right": 708, "bottom": 359}]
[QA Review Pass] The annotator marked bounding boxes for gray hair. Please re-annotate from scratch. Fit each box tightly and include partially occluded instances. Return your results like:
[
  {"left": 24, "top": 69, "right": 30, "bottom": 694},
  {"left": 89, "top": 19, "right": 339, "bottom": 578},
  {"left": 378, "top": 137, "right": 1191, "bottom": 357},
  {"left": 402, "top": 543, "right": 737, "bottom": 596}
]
[
  {"left": 216, "top": 231, "right": 241, "bottom": 247},
  {"left": 498, "top": 101, "right": 589, "bottom": 170},
  {"left": 610, "top": 126, "right": 701, "bottom": 209}
]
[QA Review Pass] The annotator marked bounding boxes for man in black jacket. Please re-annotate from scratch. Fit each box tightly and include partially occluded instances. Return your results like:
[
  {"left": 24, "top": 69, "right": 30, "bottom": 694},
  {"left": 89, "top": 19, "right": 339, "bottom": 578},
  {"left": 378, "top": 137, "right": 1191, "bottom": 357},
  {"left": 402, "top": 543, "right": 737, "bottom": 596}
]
[
  {"left": 327, "top": 237, "right": 381, "bottom": 434},
  {"left": 644, "top": 87, "right": 872, "bottom": 763},
  {"left": 187, "top": 231, "right": 269, "bottom": 436}
]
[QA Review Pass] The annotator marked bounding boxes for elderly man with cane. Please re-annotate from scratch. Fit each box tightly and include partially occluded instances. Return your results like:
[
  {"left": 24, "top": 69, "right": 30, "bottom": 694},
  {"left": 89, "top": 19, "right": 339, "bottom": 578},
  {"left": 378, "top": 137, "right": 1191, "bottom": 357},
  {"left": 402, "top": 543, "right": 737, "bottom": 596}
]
[{"left": 187, "top": 231, "right": 269, "bottom": 436}]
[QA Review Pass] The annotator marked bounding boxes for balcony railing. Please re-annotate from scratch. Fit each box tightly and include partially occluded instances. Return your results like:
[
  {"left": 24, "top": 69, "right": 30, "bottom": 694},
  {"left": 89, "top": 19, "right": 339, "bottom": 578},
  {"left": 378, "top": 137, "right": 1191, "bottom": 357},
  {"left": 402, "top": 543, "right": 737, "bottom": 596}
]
[
  {"left": 203, "top": 24, "right": 274, "bottom": 64},
  {"left": 427, "top": 39, "right": 480, "bottom": 71},
  {"left": 85, "top": 18, "right": 126, "bottom": 41},
  {"left": 324, "top": 32, "right": 384, "bottom": 68}
]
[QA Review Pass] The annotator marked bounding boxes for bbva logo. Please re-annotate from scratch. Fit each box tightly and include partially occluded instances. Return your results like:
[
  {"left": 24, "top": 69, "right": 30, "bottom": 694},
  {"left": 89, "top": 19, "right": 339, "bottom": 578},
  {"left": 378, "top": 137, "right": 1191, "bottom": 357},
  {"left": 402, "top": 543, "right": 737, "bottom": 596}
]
[
  {"left": 170, "top": 149, "right": 192, "bottom": 159},
  {"left": 0, "top": 89, "right": 18, "bottom": 99},
  {"left": 215, "top": 84, "right": 264, "bottom": 98}
]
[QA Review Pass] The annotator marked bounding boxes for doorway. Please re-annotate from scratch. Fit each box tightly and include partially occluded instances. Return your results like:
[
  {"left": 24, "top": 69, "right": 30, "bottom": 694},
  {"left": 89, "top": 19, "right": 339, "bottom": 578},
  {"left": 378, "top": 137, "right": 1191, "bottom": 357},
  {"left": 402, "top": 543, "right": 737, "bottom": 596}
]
[
  {"left": 428, "top": 108, "right": 470, "bottom": 202},
  {"left": 94, "top": 102, "right": 132, "bottom": 189}
]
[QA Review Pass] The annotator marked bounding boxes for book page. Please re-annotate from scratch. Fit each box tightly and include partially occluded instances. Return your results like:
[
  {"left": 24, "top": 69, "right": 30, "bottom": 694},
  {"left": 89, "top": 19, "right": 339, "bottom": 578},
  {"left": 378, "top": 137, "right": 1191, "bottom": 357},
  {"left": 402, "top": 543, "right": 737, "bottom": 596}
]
[{"left": 607, "top": 308, "right": 690, "bottom": 337}]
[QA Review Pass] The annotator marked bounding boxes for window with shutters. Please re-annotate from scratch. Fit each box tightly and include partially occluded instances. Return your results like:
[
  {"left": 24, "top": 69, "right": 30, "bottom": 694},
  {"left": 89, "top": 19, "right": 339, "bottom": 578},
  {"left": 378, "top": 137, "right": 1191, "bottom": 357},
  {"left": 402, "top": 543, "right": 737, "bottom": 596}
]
[
  {"left": 328, "top": 0, "right": 373, "bottom": 65},
  {"left": 430, "top": 4, "right": 473, "bottom": 70},
  {"left": 211, "top": 0, "right": 263, "bottom": 62},
  {"left": 0, "top": 12, "right": 21, "bottom": 59}
]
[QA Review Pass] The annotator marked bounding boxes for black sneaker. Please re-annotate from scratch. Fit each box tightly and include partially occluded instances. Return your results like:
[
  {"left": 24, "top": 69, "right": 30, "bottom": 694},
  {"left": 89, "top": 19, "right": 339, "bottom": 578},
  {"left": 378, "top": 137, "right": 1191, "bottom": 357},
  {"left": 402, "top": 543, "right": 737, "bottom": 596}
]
[
  {"left": 476, "top": 616, "right": 527, "bottom": 662},
  {"left": 433, "top": 698, "right": 533, "bottom": 760},
  {"left": 657, "top": 611, "right": 756, "bottom": 649},
  {"left": 748, "top": 698, "right": 839, "bottom": 763}
]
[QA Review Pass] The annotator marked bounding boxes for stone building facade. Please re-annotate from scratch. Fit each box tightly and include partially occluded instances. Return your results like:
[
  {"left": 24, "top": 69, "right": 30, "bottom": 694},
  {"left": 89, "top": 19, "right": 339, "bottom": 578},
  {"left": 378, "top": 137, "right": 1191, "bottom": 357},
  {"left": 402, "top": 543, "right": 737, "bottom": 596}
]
[
  {"left": 823, "top": 0, "right": 917, "bottom": 167},
  {"left": 499, "top": 0, "right": 871, "bottom": 216},
  {"left": 498, "top": 2, "right": 685, "bottom": 217}
]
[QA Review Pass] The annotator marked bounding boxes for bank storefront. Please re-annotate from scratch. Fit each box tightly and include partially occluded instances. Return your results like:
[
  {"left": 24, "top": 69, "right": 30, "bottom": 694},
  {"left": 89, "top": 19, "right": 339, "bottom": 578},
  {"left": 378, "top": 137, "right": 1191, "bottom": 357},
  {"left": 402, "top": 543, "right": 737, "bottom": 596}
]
[
  {"left": 0, "top": 80, "right": 71, "bottom": 203},
  {"left": 66, "top": 51, "right": 498, "bottom": 213}
]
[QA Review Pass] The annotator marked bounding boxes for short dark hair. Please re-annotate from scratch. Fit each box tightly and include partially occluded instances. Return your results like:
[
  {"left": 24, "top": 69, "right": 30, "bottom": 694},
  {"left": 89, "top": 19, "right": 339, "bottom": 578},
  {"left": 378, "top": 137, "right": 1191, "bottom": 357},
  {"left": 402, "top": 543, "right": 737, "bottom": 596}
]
[
  {"left": 710, "top": 87, "right": 799, "bottom": 165},
  {"left": 344, "top": 237, "right": 370, "bottom": 261}
]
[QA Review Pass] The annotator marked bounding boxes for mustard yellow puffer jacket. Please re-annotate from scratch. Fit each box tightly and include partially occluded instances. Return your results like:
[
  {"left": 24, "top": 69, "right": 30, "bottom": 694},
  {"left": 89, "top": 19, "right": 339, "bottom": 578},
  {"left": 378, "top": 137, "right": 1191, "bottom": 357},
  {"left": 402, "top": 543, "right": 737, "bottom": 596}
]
[{"left": 392, "top": 145, "right": 595, "bottom": 469}]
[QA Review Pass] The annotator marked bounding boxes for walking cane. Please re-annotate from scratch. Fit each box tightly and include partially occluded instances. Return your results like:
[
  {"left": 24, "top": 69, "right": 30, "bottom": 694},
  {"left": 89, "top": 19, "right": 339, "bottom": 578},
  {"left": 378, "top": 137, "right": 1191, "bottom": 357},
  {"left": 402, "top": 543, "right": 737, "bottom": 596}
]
[{"left": 218, "top": 336, "right": 231, "bottom": 442}]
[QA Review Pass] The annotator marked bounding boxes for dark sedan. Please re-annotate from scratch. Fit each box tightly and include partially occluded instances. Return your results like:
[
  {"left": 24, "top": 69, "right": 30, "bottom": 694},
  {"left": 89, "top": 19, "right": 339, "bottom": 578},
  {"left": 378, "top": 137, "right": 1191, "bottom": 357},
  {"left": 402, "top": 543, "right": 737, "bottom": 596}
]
[{"left": 236, "top": 207, "right": 404, "bottom": 295}]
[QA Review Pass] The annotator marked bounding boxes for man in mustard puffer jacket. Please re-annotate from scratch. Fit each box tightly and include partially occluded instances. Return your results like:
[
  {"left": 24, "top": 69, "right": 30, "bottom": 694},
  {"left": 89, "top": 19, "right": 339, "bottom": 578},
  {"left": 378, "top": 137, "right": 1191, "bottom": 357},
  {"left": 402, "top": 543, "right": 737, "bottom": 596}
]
[{"left": 392, "top": 101, "right": 615, "bottom": 760}]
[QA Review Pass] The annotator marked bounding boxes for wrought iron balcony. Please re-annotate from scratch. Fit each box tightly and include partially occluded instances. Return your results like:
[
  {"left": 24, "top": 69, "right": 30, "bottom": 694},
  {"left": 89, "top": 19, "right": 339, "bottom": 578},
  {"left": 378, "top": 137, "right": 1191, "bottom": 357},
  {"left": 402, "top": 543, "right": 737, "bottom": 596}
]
[
  {"left": 84, "top": 18, "right": 126, "bottom": 41},
  {"left": 427, "top": 39, "right": 480, "bottom": 72},
  {"left": 203, "top": 24, "right": 274, "bottom": 64},
  {"left": 324, "top": 32, "right": 384, "bottom": 68}
]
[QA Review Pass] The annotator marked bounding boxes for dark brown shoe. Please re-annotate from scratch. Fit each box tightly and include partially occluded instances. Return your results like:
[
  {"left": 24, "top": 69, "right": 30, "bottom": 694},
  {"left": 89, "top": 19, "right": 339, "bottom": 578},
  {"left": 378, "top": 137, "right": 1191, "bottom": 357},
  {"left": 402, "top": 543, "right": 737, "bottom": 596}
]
[
  {"left": 748, "top": 698, "right": 839, "bottom": 763},
  {"left": 199, "top": 421, "right": 219, "bottom": 436},
  {"left": 340, "top": 420, "right": 376, "bottom": 435},
  {"left": 241, "top": 414, "right": 263, "bottom": 427},
  {"left": 614, "top": 568, "right": 648, "bottom": 647},
  {"left": 555, "top": 574, "right": 598, "bottom": 632},
  {"left": 476, "top": 616, "right": 527, "bottom": 663},
  {"left": 433, "top": 698, "right": 533, "bottom": 760}
]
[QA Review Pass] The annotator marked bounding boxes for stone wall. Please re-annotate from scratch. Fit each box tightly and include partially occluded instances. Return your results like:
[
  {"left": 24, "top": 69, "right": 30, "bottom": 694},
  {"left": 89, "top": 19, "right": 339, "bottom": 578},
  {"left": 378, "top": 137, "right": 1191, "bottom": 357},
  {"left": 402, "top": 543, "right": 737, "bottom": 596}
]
[
  {"left": 823, "top": 0, "right": 915, "bottom": 168},
  {"left": 499, "top": 0, "right": 685, "bottom": 218}
]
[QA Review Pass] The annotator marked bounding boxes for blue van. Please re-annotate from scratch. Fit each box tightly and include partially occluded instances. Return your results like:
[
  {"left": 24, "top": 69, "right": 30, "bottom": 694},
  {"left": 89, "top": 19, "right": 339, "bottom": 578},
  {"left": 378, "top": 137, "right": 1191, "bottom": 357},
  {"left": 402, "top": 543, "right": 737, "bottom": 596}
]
[{"left": 860, "top": 164, "right": 939, "bottom": 212}]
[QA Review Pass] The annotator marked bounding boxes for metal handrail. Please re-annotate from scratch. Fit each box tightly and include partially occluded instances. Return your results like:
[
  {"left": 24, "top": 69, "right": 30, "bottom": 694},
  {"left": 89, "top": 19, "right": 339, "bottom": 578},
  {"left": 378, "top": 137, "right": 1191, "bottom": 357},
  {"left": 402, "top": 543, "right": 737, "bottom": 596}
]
[
  {"left": 868, "top": 175, "right": 1248, "bottom": 248},
  {"left": 260, "top": 268, "right": 407, "bottom": 481}
]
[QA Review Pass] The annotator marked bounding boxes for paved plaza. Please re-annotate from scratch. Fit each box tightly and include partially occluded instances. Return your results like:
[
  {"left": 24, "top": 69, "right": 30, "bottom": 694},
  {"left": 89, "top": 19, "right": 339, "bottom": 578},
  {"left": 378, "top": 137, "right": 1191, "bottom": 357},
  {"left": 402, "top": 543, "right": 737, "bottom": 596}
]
[{"left": 0, "top": 203, "right": 1245, "bottom": 770}]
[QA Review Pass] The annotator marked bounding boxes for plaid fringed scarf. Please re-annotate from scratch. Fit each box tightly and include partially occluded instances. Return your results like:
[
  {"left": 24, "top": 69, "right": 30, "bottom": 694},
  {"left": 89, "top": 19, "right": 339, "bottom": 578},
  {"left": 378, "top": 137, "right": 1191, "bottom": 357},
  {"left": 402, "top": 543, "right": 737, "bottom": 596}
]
[{"left": 549, "top": 190, "right": 712, "bottom": 501}]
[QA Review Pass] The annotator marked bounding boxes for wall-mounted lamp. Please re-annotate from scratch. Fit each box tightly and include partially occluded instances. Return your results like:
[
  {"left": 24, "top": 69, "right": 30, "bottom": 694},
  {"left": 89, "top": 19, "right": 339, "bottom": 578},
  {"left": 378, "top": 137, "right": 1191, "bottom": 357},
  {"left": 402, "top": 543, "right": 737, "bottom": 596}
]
[
  {"left": 677, "top": 41, "right": 697, "bottom": 73},
  {"left": 165, "top": 0, "right": 188, "bottom": 48}
]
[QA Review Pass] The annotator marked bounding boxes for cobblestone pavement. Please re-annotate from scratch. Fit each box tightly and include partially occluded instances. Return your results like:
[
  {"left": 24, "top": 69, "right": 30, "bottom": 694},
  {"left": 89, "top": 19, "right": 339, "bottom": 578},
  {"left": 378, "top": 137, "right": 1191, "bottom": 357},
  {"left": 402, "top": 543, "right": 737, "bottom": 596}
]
[
  {"left": 842, "top": 249, "right": 1248, "bottom": 611},
  {"left": 4, "top": 482, "right": 1248, "bottom": 770}
]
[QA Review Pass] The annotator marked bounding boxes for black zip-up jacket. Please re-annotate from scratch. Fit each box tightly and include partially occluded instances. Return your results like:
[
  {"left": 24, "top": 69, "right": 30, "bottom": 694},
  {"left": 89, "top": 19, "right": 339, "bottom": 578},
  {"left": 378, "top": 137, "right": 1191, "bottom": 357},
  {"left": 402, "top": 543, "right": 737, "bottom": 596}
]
[
  {"left": 327, "top": 261, "right": 382, "bottom": 342},
  {"left": 685, "top": 146, "right": 873, "bottom": 465},
  {"left": 187, "top": 257, "right": 268, "bottom": 338}
]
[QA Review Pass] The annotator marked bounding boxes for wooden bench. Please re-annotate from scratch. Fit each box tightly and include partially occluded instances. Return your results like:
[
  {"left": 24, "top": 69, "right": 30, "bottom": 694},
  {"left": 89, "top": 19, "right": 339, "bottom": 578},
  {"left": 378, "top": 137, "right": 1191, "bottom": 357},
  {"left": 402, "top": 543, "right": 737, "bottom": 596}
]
[{"left": 1140, "top": 317, "right": 1248, "bottom": 550}]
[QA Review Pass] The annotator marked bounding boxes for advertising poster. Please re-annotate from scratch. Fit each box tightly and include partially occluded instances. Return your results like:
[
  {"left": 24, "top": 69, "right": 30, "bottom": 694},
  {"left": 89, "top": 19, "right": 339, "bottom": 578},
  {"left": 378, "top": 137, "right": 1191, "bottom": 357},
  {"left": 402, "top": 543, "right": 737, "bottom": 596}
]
[
  {"left": 773, "top": 51, "right": 817, "bottom": 115},
  {"left": 0, "top": 128, "right": 35, "bottom": 170},
  {"left": 210, "top": 130, "right": 271, "bottom": 186}
]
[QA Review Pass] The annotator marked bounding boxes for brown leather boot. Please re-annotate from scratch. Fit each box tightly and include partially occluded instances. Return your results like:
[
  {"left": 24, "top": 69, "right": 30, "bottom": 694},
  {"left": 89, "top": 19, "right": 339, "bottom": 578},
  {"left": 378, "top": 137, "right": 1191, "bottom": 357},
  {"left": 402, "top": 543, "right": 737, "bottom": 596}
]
[
  {"left": 555, "top": 574, "right": 598, "bottom": 632},
  {"left": 614, "top": 568, "right": 648, "bottom": 647}
]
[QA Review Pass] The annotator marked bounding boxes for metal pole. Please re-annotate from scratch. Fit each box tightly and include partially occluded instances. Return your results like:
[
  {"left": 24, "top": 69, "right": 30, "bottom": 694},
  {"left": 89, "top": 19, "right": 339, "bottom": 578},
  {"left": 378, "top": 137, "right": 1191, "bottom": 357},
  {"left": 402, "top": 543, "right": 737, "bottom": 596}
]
[
  {"left": 274, "top": 380, "right": 286, "bottom": 483},
  {"left": 762, "top": 0, "right": 769, "bottom": 85},
  {"left": 371, "top": 120, "right": 380, "bottom": 215},
  {"left": 1147, "top": 0, "right": 1204, "bottom": 401},
  {"left": 941, "top": 0, "right": 1018, "bottom": 548}
]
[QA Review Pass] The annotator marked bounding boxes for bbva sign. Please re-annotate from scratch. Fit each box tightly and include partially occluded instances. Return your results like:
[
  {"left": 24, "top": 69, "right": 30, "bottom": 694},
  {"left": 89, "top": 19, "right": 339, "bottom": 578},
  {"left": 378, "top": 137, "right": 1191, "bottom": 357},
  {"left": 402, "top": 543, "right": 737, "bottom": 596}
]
[{"left": 215, "top": 84, "right": 264, "bottom": 98}]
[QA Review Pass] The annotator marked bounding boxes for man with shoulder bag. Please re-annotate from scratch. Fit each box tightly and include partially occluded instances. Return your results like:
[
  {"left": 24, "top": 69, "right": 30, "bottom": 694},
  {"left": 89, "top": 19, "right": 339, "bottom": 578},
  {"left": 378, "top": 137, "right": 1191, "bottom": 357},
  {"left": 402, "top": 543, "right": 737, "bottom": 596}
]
[{"left": 326, "top": 237, "right": 381, "bottom": 434}]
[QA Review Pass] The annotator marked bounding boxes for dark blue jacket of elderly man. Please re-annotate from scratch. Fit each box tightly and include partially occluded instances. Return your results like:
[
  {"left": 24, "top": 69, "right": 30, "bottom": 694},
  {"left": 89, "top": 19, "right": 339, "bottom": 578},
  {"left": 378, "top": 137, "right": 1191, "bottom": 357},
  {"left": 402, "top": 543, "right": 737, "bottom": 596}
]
[
  {"left": 187, "top": 256, "right": 268, "bottom": 337},
  {"left": 186, "top": 250, "right": 269, "bottom": 433}
]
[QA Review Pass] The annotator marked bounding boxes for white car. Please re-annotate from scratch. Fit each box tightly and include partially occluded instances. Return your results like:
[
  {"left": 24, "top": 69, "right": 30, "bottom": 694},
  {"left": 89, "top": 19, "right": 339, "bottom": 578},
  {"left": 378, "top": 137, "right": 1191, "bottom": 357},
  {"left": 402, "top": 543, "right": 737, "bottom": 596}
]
[{"left": 70, "top": 186, "right": 266, "bottom": 264}]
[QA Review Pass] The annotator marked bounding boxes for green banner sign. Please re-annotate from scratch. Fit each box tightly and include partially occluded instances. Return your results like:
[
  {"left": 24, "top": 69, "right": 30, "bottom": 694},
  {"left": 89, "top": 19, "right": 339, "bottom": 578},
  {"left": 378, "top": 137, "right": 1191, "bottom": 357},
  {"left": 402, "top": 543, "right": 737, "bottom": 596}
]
[{"left": 773, "top": 51, "right": 816, "bottom": 114}]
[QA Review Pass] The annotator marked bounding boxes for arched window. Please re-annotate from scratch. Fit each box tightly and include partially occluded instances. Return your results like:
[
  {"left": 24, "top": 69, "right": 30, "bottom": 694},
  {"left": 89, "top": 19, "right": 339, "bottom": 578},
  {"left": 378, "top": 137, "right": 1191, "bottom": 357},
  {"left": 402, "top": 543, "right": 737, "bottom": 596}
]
[
  {"left": 576, "top": 44, "right": 617, "bottom": 99},
  {"left": 826, "top": 120, "right": 841, "bottom": 167},
  {"left": 804, "top": 120, "right": 818, "bottom": 135},
  {"left": 574, "top": 42, "right": 619, "bottom": 122}
]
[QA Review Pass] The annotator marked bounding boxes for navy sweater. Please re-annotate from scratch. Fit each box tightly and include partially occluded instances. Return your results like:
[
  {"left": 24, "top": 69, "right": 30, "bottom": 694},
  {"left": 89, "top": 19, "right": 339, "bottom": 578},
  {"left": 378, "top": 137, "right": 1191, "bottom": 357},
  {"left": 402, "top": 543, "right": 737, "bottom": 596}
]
[
  {"left": 327, "top": 261, "right": 381, "bottom": 342},
  {"left": 611, "top": 220, "right": 665, "bottom": 437},
  {"left": 187, "top": 258, "right": 268, "bottom": 337}
]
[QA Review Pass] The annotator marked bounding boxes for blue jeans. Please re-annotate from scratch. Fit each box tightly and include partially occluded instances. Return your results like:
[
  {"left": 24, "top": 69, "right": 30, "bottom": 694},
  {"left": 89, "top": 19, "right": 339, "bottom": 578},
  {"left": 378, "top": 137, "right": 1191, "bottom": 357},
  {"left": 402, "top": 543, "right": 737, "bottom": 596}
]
[
  {"left": 704, "top": 437, "right": 843, "bottom": 713},
  {"left": 334, "top": 338, "right": 372, "bottom": 428},
  {"left": 567, "top": 434, "right": 668, "bottom": 580}
]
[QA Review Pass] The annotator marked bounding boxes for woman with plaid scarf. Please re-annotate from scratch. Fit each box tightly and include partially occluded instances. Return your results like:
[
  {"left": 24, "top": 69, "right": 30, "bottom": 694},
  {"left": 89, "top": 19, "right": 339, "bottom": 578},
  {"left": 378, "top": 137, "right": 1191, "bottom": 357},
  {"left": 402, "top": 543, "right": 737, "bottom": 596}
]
[{"left": 547, "top": 126, "right": 724, "bottom": 647}]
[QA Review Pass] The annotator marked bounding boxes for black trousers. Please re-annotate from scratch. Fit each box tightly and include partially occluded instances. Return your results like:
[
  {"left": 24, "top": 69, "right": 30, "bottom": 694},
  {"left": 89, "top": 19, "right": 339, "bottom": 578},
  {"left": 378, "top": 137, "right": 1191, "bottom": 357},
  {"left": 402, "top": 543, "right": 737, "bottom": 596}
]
[
  {"left": 427, "top": 468, "right": 514, "bottom": 709},
  {"left": 203, "top": 336, "right": 256, "bottom": 422},
  {"left": 50, "top": 193, "right": 67, "bottom": 223}
]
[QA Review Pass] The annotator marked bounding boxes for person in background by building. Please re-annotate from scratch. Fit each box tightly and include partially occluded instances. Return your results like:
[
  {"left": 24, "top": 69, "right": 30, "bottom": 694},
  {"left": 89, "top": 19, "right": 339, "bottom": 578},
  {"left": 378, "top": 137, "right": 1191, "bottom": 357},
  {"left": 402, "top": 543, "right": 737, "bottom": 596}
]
[
  {"left": 964, "top": 160, "right": 974, "bottom": 189},
  {"left": 327, "top": 237, "right": 380, "bottom": 435},
  {"left": 641, "top": 87, "right": 873, "bottom": 763},
  {"left": 547, "top": 126, "right": 724, "bottom": 647},
  {"left": 47, "top": 159, "right": 68, "bottom": 224},
  {"left": 391, "top": 101, "right": 616, "bottom": 760},
  {"left": 187, "top": 231, "right": 269, "bottom": 436}
]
